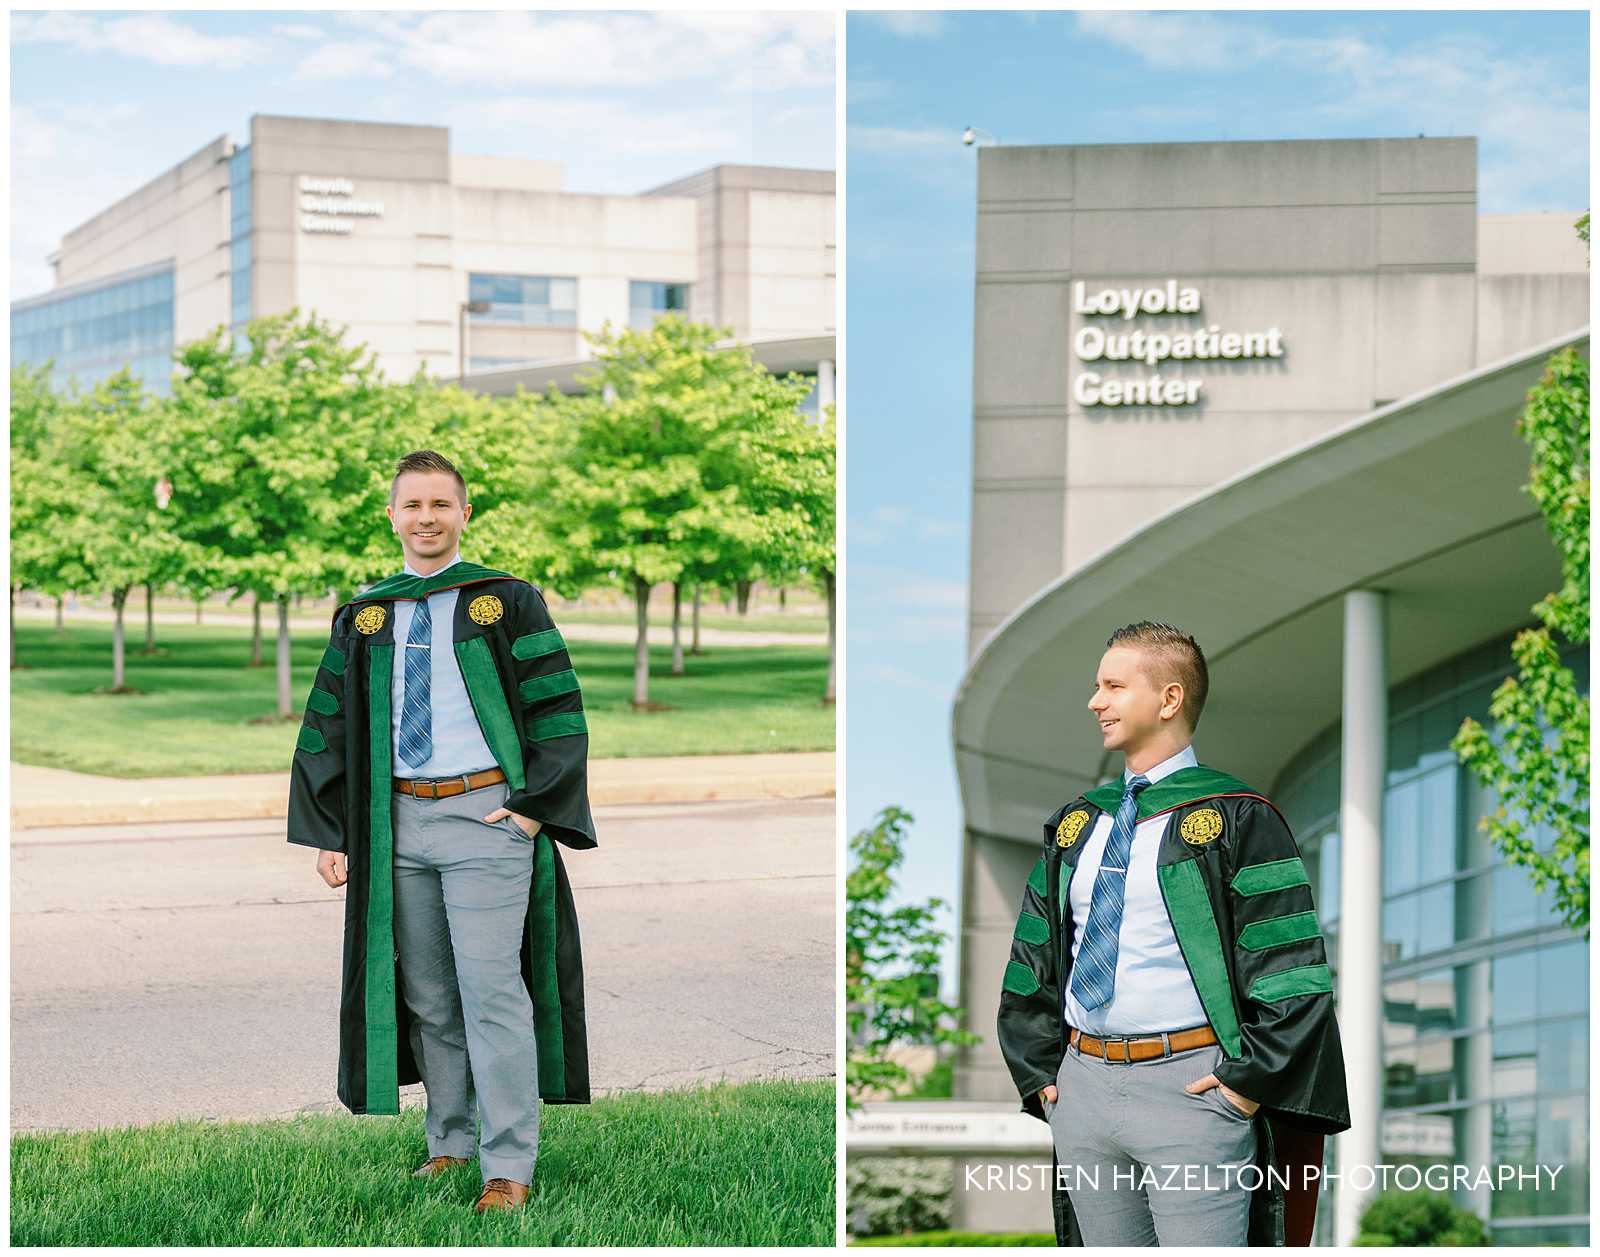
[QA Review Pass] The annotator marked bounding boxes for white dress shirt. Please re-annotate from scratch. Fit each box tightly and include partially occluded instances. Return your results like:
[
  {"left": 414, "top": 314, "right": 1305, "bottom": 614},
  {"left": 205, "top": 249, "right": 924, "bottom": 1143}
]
[
  {"left": 389, "top": 551, "right": 498, "bottom": 779},
  {"left": 1062, "top": 743, "right": 1210, "bottom": 1035}
]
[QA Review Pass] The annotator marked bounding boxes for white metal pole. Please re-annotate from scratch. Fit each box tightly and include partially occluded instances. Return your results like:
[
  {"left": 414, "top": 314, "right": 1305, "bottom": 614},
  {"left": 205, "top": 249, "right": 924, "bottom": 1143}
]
[{"left": 1335, "top": 589, "right": 1386, "bottom": 1244}]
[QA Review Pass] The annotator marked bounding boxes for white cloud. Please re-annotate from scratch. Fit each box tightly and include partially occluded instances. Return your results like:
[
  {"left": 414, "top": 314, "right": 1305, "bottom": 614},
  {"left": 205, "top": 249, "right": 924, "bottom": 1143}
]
[
  {"left": 1074, "top": 13, "right": 1587, "bottom": 211},
  {"left": 274, "top": 23, "right": 331, "bottom": 42},
  {"left": 851, "top": 505, "right": 963, "bottom": 547},
  {"left": 294, "top": 41, "right": 395, "bottom": 81},
  {"left": 359, "top": 11, "right": 833, "bottom": 92},
  {"left": 446, "top": 96, "right": 743, "bottom": 160},
  {"left": 856, "top": 12, "right": 946, "bottom": 38},
  {"left": 848, "top": 124, "right": 954, "bottom": 151},
  {"left": 10, "top": 102, "right": 151, "bottom": 298},
  {"left": 12, "top": 11, "right": 265, "bottom": 68}
]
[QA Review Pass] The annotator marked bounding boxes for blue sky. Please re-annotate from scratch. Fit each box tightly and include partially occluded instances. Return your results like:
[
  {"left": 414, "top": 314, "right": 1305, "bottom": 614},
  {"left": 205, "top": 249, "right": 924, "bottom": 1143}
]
[
  {"left": 844, "top": 8, "right": 1590, "bottom": 988},
  {"left": 10, "top": 10, "right": 835, "bottom": 298}
]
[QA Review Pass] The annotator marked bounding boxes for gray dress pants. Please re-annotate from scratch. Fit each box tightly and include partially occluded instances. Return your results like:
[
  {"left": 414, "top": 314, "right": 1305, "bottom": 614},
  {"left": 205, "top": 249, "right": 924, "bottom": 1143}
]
[
  {"left": 1047, "top": 1039, "right": 1258, "bottom": 1246},
  {"left": 392, "top": 778, "right": 539, "bottom": 1185}
]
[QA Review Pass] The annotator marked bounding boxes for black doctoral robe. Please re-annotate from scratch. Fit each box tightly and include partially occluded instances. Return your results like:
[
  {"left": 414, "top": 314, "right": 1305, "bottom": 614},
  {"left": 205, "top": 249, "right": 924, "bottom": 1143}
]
[
  {"left": 287, "top": 561, "right": 595, "bottom": 1114},
  {"left": 995, "top": 766, "right": 1351, "bottom": 1246}
]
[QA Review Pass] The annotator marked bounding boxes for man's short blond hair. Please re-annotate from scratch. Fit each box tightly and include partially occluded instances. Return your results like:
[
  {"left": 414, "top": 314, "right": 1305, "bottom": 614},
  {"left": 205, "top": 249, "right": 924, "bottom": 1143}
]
[
  {"left": 390, "top": 449, "right": 467, "bottom": 507},
  {"left": 1107, "top": 621, "right": 1209, "bottom": 731}
]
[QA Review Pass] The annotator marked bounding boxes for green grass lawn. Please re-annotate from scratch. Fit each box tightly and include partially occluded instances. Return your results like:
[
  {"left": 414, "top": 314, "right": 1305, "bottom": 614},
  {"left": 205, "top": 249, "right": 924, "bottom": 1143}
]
[
  {"left": 11, "top": 1079, "right": 835, "bottom": 1246},
  {"left": 11, "top": 622, "right": 834, "bottom": 777}
]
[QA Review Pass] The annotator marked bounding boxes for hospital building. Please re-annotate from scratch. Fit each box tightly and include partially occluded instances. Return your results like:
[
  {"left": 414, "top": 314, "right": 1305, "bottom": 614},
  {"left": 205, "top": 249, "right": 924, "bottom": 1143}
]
[
  {"left": 10, "top": 113, "right": 835, "bottom": 402},
  {"left": 954, "top": 136, "right": 1587, "bottom": 1245}
]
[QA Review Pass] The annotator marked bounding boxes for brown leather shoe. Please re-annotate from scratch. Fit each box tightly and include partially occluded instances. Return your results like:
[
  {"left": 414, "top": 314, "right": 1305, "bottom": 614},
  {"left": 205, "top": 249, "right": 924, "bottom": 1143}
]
[
  {"left": 412, "top": 1155, "right": 471, "bottom": 1179},
  {"left": 474, "top": 1177, "right": 530, "bottom": 1213}
]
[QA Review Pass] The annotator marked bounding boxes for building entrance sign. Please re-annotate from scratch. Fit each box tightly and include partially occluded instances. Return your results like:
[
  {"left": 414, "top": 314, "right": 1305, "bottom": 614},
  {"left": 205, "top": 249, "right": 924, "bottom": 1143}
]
[
  {"left": 299, "top": 174, "right": 386, "bottom": 236},
  {"left": 1071, "top": 280, "right": 1285, "bottom": 409}
]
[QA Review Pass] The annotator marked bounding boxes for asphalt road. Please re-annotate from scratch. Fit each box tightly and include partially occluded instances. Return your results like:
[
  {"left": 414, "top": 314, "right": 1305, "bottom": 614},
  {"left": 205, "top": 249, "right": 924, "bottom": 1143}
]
[{"left": 11, "top": 796, "right": 836, "bottom": 1133}]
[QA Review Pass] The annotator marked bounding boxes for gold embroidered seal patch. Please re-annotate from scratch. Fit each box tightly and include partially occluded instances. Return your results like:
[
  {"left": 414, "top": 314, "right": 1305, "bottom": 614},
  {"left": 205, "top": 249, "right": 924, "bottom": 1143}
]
[
  {"left": 468, "top": 594, "right": 504, "bottom": 626},
  {"left": 1056, "top": 810, "right": 1090, "bottom": 848},
  {"left": 1181, "top": 808, "right": 1224, "bottom": 845},
  {"left": 354, "top": 605, "right": 386, "bottom": 636}
]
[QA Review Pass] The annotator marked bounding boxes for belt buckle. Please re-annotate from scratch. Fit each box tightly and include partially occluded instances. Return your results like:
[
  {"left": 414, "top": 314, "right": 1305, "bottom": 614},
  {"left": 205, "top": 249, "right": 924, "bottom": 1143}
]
[
  {"left": 1160, "top": 1031, "right": 1172, "bottom": 1060},
  {"left": 1109, "top": 1034, "right": 1134, "bottom": 1066}
]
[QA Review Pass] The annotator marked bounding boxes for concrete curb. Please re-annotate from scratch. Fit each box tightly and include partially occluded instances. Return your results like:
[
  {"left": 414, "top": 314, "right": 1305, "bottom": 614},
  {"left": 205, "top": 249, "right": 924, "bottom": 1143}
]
[{"left": 10, "top": 753, "right": 835, "bottom": 829}]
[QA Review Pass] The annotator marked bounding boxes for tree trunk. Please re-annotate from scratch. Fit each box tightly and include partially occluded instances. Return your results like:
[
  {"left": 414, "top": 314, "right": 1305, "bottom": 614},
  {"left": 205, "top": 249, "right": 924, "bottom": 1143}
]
[
  {"left": 671, "top": 581, "right": 685, "bottom": 675},
  {"left": 632, "top": 576, "right": 651, "bottom": 708},
  {"left": 276, "top": 595, "right": 293, "bottom": 720},
  {"left": 824, "top": 570, "right": 836, "bottom": 706},
  {"left": 779, "top": 587, "right": 787, "bottom": 611},
  {"left": 195, "top": 597, "right": 202, "bottom": 625},
  {"left": 736, "top": 579, "right": 752, "bottom": 615},
  {"left": 691, "top": 584, "right": 704, "bottom": 655},
  {"left": 54, "top": 594, "right": 64, "bottom": 635},
  {"left": 112, "top": 587, "right": 128, "bottom": 689},
  {"left": 141, "top": 581, "right": 156, "bottom": 652},
  {"left": 250, "top": 596, "right": 264, "bottom": 667},
  {"left": 10, "top": 587, "right": 16, "bottom": 668}
]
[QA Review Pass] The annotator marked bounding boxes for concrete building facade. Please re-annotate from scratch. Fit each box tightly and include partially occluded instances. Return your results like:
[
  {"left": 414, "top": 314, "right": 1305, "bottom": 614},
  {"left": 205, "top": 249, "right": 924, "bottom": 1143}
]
[
  {"left": 954, "top": 137, "right": 1587, "bottom": 1244},
  {"left": 12, "top": 114, "right": 835, "bottom": 392}
]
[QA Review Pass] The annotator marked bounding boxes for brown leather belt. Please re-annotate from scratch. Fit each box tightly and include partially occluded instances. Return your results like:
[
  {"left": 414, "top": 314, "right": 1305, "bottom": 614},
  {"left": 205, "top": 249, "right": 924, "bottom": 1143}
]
[
  {"left": 394, "top": 767, "right": 506, "bottom": 799},
  {"left": 1069, "top": 1023, "right": 1216, "bottom": 1063}
]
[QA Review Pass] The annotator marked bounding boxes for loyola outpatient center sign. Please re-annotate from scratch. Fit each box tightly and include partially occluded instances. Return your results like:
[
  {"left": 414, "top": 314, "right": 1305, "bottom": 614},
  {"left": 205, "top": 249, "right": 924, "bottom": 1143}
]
[
  {"left": 1072, "top": 280, "right": 1285, "bottom": 408},
  {"left": 299, "top": 175, "right": 386, "bottom": 236}
]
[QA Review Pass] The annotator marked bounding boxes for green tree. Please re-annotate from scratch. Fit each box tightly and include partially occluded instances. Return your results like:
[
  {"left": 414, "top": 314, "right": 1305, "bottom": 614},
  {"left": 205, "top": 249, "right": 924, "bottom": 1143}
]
[
  {"left": 168, "top": 311, "right": 404, "bottom": 718},
  {"left": 546, "top": 316, "right": 811, "bottom": 708},
  {"left": 10, "top": 366, "right": 91, "bottom": 665},
  {"left": 1354, "top": 1189, "right": 1489, "bottom": 1246},
  {"left": 1451, "top": 347, "right": 1589, "bottom": 935},
  {"left": 38, "top": 372, "right": 185, "bottom": 690},
  {"left": 846, "top": 807, "right": 977, "bottom": 1110}
]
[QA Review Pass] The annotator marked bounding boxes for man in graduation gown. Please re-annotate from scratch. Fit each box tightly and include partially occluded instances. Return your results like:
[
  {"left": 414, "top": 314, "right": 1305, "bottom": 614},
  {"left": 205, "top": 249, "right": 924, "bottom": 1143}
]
[
  {"left": 287, "top": 449, "right": 594, "bottom": 1214},
  {"left": 995, "top": 621, "right": 1349, "bottom": 1246}
]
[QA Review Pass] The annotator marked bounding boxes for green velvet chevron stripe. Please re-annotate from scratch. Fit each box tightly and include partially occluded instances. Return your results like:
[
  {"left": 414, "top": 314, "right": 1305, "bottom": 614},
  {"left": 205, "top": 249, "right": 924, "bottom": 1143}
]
[
  {"left": 530, "top": 712, "right": 587, "bottom": 742},
  {"left": 1085, "top": 766, "right": 1256, "bottom": 819},
  {"left": 363, "top": 642, "right": 399, "bottom": 1115},
  {"left": 1026, "top": 856, "right": 1048, "bottom": 898},
  {"left": 529, "top": 833, "right": 567, "bottom": 1097},
  {"left": 1014, "top": 911, "right": 1050, "bottom": 946},
  {"left": 520, "top": 668, "right": 581, "bottom": 704},
  {"left": 1233, "top": 857, "right": 1311, "bottom": 897},
  {"left": 512, "top": 629, "right": 566, "bottom": 661},
  {"left": 1157, "top": 859, "right": 1242, "bottom": 1057},
  {"left": 320, "top": 644, "right": 346, "bottom": 677},
  {"left": 353, "top": 561, "right": 514, "bottom": 603},
  {"left": 1239, "top": 910, "right": 1322, "bottom": 952},
  {"left": 1249, "top": 963, "right": 1334, "bottom": 1003},
  {"left": 455, "top": 636, "right": 527, "bottom": 791},
  {"left": 1002, "top": 960, "right": 1041, "bottom": 997},
  {"left": 296, "top": 726, "right": 327, "bottom": 754},
  {"left": 306, "top": 686, "right": 339, "bottom": 717}
]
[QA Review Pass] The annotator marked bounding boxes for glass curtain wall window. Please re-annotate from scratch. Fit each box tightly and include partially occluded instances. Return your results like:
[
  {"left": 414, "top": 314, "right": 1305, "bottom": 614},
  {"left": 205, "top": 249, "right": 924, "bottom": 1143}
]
[
  {"left": 629, "top": 280, "right": 689, "bottom": 329},
  {"left": 1276, "top": 630, "right": 1589, "bottom": 1246},
  {"left": 10, "top": 266, "right": 176, "bottom": 395},
  {"left": 467, "top": 274, "right": 577, "bottom": 326},
  {"left": 229, "top": 145, "right": 253, "bottom": 333}
]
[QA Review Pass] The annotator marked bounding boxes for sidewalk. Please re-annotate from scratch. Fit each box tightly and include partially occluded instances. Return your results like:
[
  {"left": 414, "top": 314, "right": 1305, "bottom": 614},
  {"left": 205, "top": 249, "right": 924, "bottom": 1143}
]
[
  {"left": 13, "top": 605, "right": 824, "bottom": 647},
  {"left": 10, "top": 752, "right": 835, "bottom": 829}
]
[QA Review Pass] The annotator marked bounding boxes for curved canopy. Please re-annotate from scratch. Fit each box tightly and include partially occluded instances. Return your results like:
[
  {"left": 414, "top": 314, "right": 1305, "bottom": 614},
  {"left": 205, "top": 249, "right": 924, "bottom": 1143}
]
[{"left": 954, "top": 329, "right": 1589, "bottom": 845}]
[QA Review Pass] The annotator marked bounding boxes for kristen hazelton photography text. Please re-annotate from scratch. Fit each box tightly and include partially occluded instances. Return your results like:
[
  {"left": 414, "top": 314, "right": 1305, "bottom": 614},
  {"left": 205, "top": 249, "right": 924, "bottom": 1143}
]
[{"left": 961, "top": 1162, "right": 1572, "bottom": 1196}]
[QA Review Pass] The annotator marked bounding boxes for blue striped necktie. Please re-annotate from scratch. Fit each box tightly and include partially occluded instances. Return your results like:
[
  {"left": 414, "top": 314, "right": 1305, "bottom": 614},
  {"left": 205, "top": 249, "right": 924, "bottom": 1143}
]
[
  {"left": 398, "top": 596, "right": 434, "bottom": 770},
  {"left": 1069, "top": 773, "right": 1152, "bottom": 1011}
]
